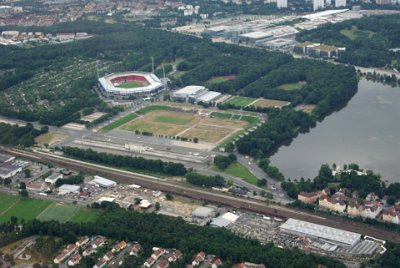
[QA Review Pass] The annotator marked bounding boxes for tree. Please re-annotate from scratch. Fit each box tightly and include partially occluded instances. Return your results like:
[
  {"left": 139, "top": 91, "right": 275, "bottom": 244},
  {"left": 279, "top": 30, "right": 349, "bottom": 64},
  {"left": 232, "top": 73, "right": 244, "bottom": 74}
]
[
  {"left": 23, "top": 169, "right": 31, "bottom": 178},
  {"left": 165, "top": 193, "right": 174, "bottom": 201},
  {"left": 155, "top": 202, "right": 161, "bottom": 211},
  {"left": 19, "top": 189, "right": 28, "bottom": 197},
  {"left": 19, "top": 182, "right": 26, "bottom": 190}
]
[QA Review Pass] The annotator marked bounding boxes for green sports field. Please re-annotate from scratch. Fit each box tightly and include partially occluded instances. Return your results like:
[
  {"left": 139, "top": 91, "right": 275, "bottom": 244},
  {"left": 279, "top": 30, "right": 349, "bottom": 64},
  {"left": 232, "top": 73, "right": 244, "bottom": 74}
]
[
  {"left": 136, "top": 105, "right": 171, "bottom": 115},
  {"left": 117, "top": 81, "right": 142, "bottom": 89},
  {"left": 36, "top": 203, "right": 80, "bottom": 223},
  {"left": 224, "top": 96, "right": 256, "bottom": 107},
  {"left": 154, "top": 115, "right": 193, "bottom": 125},
  {"left": 277, "top": 82, "right": 304, "bottom": 91},
  {"left": 101, "top": 113, "right": 137, "bottom": 132},
  {"left": 0, "top": 193, "right": 100, "bottom": 224}
]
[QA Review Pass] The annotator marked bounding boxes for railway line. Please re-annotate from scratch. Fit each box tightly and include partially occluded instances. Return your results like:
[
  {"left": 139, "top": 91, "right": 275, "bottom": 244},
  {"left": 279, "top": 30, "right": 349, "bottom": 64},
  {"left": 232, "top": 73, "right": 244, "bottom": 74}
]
[{"left": 3, "top": 147, "right": 400, "bottom": 244}]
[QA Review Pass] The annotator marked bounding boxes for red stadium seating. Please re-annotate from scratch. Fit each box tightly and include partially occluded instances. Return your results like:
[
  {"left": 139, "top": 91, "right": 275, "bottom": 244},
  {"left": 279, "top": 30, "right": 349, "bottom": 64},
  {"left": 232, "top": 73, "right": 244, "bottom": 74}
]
[{"left": 111, "top": 75, "right": 148, "bottom": 85}]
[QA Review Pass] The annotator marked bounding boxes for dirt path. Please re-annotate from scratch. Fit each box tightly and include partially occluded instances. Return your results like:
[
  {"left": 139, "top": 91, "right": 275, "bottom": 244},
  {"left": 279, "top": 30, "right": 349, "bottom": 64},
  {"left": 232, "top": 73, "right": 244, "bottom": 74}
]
[{"left": 0, "top": 200, "right": 20, "bottom": 217}]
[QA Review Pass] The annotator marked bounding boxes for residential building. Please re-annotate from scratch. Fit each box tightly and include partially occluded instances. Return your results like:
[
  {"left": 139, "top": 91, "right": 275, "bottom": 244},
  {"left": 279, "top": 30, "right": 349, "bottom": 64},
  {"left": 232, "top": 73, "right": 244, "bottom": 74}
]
[
  {"left": 53, "top": 244, "right": 77, "bottom": 264},
  {"left": 83, "top": 245, "right": 95, "bottom": 257},
  {"left": 67, "top": 254, "right": 82, "bottom": 266},
  {"left": 239, "top": 262, "right": 266, "bottom": 268},
  {"left": 144, "top": 257, "right": 156, "bottom": 268},
  {"left": 92, "top": 236, "right": 106, "bottom": 249},
  {"left": 167, "top": 250, "right": 183, "bottom": 262},
  {"left": 103, "top": 251, "right": 114, "bottom": 261},
  {"left": 212, "top": 258, "right": 223, "bottom": 268},
  {"left": 151, "top": 247, "right": 166, "bottom": 260},
  {"left": 76, "top": 236, "right": 89, "bottom": 247},
  {"left": 130, "top": 243, "right": 142, "bottom": 256},
  {"left": 383, "top": 206, "right": 400, "bottom": 224},
  {"left": 157, "top": 260, "right": 170, "bottom": 268},
  {"left": 94, "top": 258, "right": 107, "bottom": 268},
  {"left": 318, "top": 193, "right": 346, "bottom": 213},
  {"left": 192, "top": 251, "right": 205, "bottom": 266},
  {"left": 298, "top": 191, "right": 322, "bottom": 204},
  {"left": 112, "top": 240, "right": 127, "bottom": 253}
]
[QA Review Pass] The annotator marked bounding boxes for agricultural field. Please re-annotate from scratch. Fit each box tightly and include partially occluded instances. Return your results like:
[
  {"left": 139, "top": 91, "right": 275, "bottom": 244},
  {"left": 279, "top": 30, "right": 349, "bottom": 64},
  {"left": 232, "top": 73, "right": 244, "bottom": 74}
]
[
  {"left": 252, "top": 98, "right": 290, "bottom": 108},
  {"left": 207, "top": 75, "right": 237, "bottom": 85},
  {"left": 224, "top": 96, "right": 256, "bottom": 107},
  {"left": 0, "top": 194, "right": 99, "bottom": 223},
  {"left": 36, "top": 203, "right": 80, "bottom": 223},
  {"left": 116, "top": 105, "right": 256, "bottom": 145},
  {"left": 277, "top": 82, "right": 305, "bottom": 91}
]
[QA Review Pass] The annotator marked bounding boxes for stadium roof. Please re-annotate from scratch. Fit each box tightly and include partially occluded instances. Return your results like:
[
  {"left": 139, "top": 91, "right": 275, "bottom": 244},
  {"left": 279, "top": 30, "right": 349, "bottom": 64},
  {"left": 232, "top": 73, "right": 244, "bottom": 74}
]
[
  {"left": 302, "top": 9, "right": 349, "bottom": 20},
  {"left": 280, "top": 218, "right": 361, "bottom": 247},
  {"left": 192, "top": 206, "right": 215, "bottom": 218}
]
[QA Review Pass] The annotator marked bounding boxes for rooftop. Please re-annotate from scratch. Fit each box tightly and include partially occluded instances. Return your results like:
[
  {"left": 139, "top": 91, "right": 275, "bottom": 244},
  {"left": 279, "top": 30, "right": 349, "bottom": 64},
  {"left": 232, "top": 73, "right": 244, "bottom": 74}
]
[
  {"left": 174, "top": 85, "right": 206, "bottom": 96},
  {"left": 192, "top": 206, "right": 215, "bottom": 218}
]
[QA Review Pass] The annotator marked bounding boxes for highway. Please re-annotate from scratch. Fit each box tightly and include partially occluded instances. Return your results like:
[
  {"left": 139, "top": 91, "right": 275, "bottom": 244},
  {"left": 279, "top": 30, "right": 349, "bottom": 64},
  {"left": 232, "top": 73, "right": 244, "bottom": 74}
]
[{"left": 3, "top": 147, "right": 400, "bottom": 244}]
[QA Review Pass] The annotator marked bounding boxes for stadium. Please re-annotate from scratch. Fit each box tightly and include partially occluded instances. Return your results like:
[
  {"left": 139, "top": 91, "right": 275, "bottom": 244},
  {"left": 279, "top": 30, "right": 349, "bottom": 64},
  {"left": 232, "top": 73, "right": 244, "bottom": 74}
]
[{"left": 98, "top": 72, "right": 164, "bottom": 97}]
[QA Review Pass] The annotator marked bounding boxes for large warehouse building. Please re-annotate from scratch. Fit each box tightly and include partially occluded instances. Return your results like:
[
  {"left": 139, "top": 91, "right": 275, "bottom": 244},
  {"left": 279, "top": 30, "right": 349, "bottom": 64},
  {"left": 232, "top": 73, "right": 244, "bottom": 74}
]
[
  {"left": 172, "top": 85, "right": 221, "bottom": 103},
  {"left": 98, "top": 72, "right": 163, "bottom": 97},
  {"left": 279, "top": 218, "right": 361, "bottom": 249}
]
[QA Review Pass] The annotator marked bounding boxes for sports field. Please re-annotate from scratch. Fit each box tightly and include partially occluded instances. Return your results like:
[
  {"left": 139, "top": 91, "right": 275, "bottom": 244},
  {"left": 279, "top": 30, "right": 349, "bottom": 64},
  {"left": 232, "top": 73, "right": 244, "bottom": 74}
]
[
  {"left": 117, "top": 81, "right": 142, "bottom": 88},
  {"left": 101, "top": 113, "right": 137, "bottom": 132},
  {"left": 120, "top": 107, "right": 250, "bottom": 144},
  {"left": 252, "top": 98, "right": 290, "bottom": 108},
  {"left": 207, "top": 75, "right": 237, "bottom": 85},
  {"left": 36, "top": 203, "right": 80, "bottom": 223},
  {"left": 224, "top": 96, "right": 256, "bottom": 107},
  {"left": 0, "top": 194, "right": 100, "bottom": 223},
  {"left": 214, "top": 163, "right": 259, "bottom": 185},
  {"left": 277, "top": 82, "right": 304, "bottom": 91}
]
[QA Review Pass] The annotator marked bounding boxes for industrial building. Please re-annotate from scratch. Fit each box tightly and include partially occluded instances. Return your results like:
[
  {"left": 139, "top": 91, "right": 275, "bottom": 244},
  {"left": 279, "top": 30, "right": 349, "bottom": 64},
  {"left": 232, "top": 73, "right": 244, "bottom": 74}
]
[
  {"left": 294, "top": 42, "right": 341, "bottom": 58},
  {"left": 239, "top": 26, "right": 298, "bottom": 45},
  {"left": 279, "top": 218, "right": 361, "bottom": 249},
  {"left": 92, "top": 175, "right": 117, "bottom": 188},
  {"left": 0, "top": 162, "right": 22, "bottom": 179},
  {"left": 211, "top": 212, "right": 239, "bottom": 227},
  {"left": 172, "top": 86, "right": 221, "bottom": 103},
  {"left": 58, "top": 184, "right": 80, "bottom": 195},
  {"left": 45, "top": 173, "right": 63, "bottom": 185},
  {"left": 0, "top": 153, "right": 15, "bottom": 163}
]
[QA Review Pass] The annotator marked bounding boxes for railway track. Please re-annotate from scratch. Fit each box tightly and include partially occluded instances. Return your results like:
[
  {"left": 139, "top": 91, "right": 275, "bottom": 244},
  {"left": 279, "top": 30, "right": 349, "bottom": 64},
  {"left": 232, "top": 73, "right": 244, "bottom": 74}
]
[{"left": 4, "top": 147, "right": 400, "bottom": 244}]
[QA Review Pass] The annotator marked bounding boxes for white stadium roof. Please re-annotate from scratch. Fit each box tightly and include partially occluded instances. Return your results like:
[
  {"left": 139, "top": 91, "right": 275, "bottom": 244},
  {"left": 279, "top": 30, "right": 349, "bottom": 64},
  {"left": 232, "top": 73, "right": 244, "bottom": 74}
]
[
  {"left": 98, "top": 72, "right": 163, "bottom": 96},
  {"left": 280, "top": 218, "right": 361, "bottom": 247}
]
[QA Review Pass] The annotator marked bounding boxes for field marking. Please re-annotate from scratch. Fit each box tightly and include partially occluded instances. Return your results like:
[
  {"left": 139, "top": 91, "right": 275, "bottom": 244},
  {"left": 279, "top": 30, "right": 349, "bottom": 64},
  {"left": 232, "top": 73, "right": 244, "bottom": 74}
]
[{"left": 0, "top": 200, "right": 20, "bottom": 217}]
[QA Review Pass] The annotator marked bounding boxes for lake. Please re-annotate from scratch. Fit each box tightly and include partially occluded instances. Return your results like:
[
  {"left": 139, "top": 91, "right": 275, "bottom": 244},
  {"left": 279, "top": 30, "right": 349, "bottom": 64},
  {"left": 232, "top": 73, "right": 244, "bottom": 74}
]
[{"left": 270, "top": 79, "right": 400, "bottom": 183}]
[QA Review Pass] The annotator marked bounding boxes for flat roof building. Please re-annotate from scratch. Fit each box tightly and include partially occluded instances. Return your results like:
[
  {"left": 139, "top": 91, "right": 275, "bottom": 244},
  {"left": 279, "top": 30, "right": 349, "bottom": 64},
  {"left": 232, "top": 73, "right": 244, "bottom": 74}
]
[
  {"left": 280, "top": 218, "right": 361, "bottom": 249},
  {"left": 58, "top": 184, "right": 80, "bottom": 195},
  {"left": 93, "top": 175, "right": 117, "bottom": 188},
  {"left": 0, "top": 153, "right": 14, "bottom": 163},
  {"left": 196, "top": 91, "right": 221, "bottom": 103},
  {"left": 172, "top": 86, "right": 207, "bottom": 101},
  {"left": 0, "top": 162, "right": 22, "bottom": 179}
]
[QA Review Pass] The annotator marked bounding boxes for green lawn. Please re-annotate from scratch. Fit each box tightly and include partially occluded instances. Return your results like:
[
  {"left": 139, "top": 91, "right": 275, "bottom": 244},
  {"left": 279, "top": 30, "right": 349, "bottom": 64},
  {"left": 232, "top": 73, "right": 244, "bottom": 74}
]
[
  {"left": 154, "top": 115, "right": 192, "bottom": 125},
  {"left": 117, "top": 81, "right": 142, "bottom": 88},
  {"left": 210, "top": 112, "right": 233, "bottom": 120},
  {"left": 101, "top": 113, "right": 137, "bottom": 132},
  {"left": 340, "top": 25, "right": 375, "bottom": 41},
  {"left": 36, "top": 203, "right": 80, "bottom": 223},
  {"left": 277, "top": 82, "right": 304, "bottom": 91},
  {"left": 215, "top": 163, "right": 259, "bottom": 185},
  {"left": 0, "top": 194, "right": 19, "bottom": 213},
  {"left": 0, "top": 198, "right": 50, "bottom": 223},
  {"left": 224, "top": 96, "right": 256, "bottom": 107},
  {"left": 137, "top": 105, "right": 171, "bottom": 115},
  {"left": 70, "top": 208, "right": 101, "bottom": 223}
]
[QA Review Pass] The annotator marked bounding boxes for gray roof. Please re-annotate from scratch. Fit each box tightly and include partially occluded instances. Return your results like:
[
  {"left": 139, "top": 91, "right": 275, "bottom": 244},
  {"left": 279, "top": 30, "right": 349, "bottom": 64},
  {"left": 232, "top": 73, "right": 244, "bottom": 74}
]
[
  {"left": 280, "top": 218, "right": 361, "bottom": 246},
  {"left": 0, "top": 153, "right": 13, "bottom": 163},
  {"left": 211, "top": 217, "right": 231, "bottom": 228},
  {"left": 192, "top": 206, "right": 215, "bottom": 218}
]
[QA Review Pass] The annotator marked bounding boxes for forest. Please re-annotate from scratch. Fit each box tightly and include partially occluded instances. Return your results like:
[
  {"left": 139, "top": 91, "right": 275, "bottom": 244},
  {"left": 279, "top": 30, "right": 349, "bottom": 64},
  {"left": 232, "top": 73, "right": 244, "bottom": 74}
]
[
  {"left": 0, "top": 204, "right": 345, "bottom": 268},
  {"left": 296, "top": 14, "right": 400, "bottom": 68},
  {"left": 0, "top": 123, "right": 47, "bottom": 147},
  {"left": 61, "top": 147, "right": 187, "bottom": 176}
]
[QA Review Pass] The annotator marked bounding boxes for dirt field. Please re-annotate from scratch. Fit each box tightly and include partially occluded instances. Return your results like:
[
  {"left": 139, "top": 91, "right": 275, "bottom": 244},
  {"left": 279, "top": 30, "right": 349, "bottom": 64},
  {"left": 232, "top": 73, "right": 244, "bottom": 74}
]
[
  {"left": 251, "top": 98, "right": 290, "bottom": 108},
  {"left": 35, "top": 132, "right": 68, "bottom": 146},
  {"left": 120, "top": 110, "right": 247, "bottom": 144}
]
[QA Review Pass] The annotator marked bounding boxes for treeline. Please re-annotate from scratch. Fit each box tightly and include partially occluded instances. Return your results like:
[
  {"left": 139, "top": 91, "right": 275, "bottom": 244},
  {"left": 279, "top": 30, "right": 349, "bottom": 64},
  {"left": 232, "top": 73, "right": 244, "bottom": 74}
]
[
  {"left": 214, "top": 154, "right": 237, "bottom": 170},
  {"left": 281, "top": 163, "right": 400, "bottom": 199},
  {"left": 61, "top": 147, "right": 187, "bottom": 176},
  {"left": 296, "top": 14, "right": 400, "bottom": 68},
  {"left": 0, "top": 123, "right": 47, "bottom": 147},
  {"left": 13, "top": 205, "right": 345, "bottom": 268},
  {"left": 54, "top": 174, "right": 84, "bottom": 187},
  {"left": 186, "top": 172, "right": 225, "bottom": 188}
]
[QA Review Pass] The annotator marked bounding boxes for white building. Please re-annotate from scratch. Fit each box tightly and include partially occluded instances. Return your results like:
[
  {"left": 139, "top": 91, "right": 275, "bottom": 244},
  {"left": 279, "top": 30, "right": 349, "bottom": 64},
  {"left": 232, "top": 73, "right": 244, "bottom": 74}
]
[
  {"left": 192, "top": 206, "right": 215, "bottom": 219},
  {"left": 280, "top": 218, "right": 361, "bottom": 249},
  {"left": 58, "top": 184, "right": 80, "bottom": 195},
  {"left": 93, "top": 175, "right": 117, "bottom": 188},
  {"left": 335, "top": 0, "right": 346, "bottom": 7},
  {"left": 277, "top": 0, "right": 287, "bottom": 8},
  {"left": 0, "top": 163, "right": 22, "bottom": 179},
  {"left": 45, "top": 173, "right": 63, "bottom": 185},
  {"left": 313, "top": 0, "right": 325, "bottom": 11}
]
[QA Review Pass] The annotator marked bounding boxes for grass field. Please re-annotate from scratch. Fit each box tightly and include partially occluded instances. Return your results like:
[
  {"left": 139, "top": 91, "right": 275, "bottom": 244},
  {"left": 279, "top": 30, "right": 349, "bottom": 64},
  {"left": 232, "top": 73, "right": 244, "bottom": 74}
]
[
  {"left": 137, "top": 105, "right": 171, "bottom": 115},
  {"left": 0, "top": 197, "right": 50, "bottom": 223},
  {"left": 101, "top": 113, "right": 138, "bottom": 132},
  {"left": 252, "top": 98, "right": 290, "bottom": 108},
  {"left": 215, "top": 163, "right": 259, "bottom": 185},
  {"left": 117, "top": 81, "right": 142, "bottom": 88},
  {"left": 224, "top": 96, "right": 256, "bottom": 107},
  {"left": 207, "top": 75, "right": 237, "bottom": 85},
  {"left": 35, "top": 132, "right": 68, "bottom": 145},
  {"left": 0, "top": 193, "right": 100, "bottom": 224},
  {"left": 277, "top": 82, "right": 304, "bottom": 91},
  {"left": 340, "top": 25, "right": 375, "bottom": 41},
  {"left": 36, "top": 203, "right": 80, "bottom": 223},
  {"left": 154, "top": 115, "right": 193, "bottom": 125},
  {"left": 70, "top": 208, "right": 101, "bottom": 223}
]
